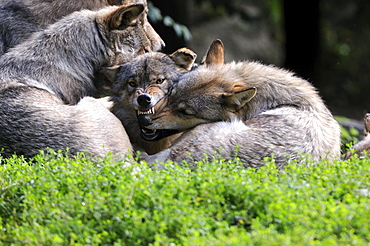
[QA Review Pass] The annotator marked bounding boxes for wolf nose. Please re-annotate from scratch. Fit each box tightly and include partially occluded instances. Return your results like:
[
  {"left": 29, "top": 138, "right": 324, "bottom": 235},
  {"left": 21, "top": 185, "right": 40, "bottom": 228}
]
[{"left": 137, "top": 94, "right": 151, "bottom": 107}]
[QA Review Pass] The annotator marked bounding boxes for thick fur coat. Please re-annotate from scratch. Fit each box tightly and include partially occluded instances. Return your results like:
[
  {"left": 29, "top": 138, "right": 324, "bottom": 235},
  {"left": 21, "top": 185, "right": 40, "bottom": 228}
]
[
  {"left": 142, "top": 40, "right": 341, "bottom": 167},
  {"left": 0, "top": 0, "right": 164, "bottom": 55},
  {"left": 0, "top": 5, "right": 163, "bottom": 158}
]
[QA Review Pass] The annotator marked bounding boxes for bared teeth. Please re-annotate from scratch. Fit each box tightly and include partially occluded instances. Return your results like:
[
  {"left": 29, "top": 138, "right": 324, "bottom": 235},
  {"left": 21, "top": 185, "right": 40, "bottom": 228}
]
[
  {"left": 141, "top": 128, "right": 156, "bottom": 134},
  {"left": 137, "top": 107, "right": 155, "bottom": 115}
]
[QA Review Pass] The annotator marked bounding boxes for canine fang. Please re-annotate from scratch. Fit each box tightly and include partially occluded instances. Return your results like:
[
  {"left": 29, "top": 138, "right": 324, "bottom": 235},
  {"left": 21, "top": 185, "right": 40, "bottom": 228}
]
[{"left": 138, "top": 107, "right": 155, "bottom": 115}]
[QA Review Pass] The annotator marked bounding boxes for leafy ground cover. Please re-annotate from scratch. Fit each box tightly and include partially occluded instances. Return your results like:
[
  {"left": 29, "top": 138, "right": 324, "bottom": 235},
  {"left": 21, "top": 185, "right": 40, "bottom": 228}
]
[{"left": 0, "top": 150, "right": 369, "bottom": 245}]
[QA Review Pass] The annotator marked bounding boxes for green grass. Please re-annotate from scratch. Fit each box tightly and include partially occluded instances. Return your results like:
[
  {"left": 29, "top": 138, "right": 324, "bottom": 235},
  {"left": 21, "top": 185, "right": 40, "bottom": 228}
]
[{"left": 1, "top": 150, "right": 369, "bottom": 245}]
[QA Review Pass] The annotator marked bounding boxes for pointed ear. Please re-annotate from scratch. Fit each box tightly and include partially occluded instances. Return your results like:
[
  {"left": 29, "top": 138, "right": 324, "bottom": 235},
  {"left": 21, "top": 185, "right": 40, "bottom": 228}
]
[
  {"left": 169, "top": 48, "right": 197, "bottom": 71},
  {"left": 97, "top": 65, "right": 121, "bottom": 84},
  {"left": 222, "top": 87, "right": 257, "bottom": 111},
  {"left": 101, "top": 4, "right": 144, "bottom": 31},
  {"left": 200, "top": 39, "right": 225, "bottom": 66},
  {"left": 94, "top": 65, "right": 121, "bottom": 95}
]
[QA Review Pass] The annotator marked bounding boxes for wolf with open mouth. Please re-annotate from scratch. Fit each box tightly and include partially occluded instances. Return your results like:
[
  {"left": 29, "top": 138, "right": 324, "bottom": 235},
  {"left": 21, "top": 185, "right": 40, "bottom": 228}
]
[{"left": 101, "top": 47, "right": 197, "bottom": 154}]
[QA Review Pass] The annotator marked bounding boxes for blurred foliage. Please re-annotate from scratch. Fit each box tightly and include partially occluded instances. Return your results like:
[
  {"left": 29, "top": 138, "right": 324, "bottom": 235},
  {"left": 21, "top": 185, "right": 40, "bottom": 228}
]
[
  {"left": 197, "top": 1, "right": 228, "bottom": 18},
  {"left": 148, "top": 1, "right": 192, "bottom": 42},
  {"left": 192, "top": 0, "right": 283, "bottom": 24},
  {"left": 319, "top": 0, "right": 370, "bottom": 117},
  {"left": 336, "top": 116, "right": 361, "bottom": 153},
  {"left": 267, "top": 0, "right": 283, "bottom": 25}
]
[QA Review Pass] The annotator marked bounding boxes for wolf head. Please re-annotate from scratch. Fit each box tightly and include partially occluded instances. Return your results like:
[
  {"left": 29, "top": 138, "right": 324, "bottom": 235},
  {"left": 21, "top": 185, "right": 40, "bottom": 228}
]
[
  {"left": 101, "top": 47, "right": 197, "bottom": 141},
  {"left": 119, "top": 0, "right": 165, "bottom": 53},
  {"left": 96, "top": 1, "right": 165, "bottom": 66},
  {"left": 92, "top": 1, "right": 164, "bottom": 97},
  {"left": 140, "top": 39, "right": 256, "bottom": 135}
]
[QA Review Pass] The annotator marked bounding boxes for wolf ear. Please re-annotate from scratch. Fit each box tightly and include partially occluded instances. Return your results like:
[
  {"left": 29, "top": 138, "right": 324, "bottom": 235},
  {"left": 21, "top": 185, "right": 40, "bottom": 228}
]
[
  {"left": 93, "top": 65, "right": 121, "bottom": 95},
  {"left": 101, "top": 4, "right": 145, "bottom": 31},
  {"left": 201, "top": 39, "right": 225, "bottom": 66},
  {"left": 97, "top": 65, "right": 120, "bottom": 84},
  {"left": 169, "top": 48, "right": 197, "bottom": 71},
  {"left": 222, "top": 86, "right": 257, "bottom": 111}
]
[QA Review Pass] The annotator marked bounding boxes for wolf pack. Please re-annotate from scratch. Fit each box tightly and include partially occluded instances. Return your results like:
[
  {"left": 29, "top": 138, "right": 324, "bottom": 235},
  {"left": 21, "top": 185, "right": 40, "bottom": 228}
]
[{"left": 0, "top": 0, "right": 367, "bottom": 168}]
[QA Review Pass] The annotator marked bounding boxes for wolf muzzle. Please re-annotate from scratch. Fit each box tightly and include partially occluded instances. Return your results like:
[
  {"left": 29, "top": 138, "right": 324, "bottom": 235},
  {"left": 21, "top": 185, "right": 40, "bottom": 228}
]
[{"left": 137, "top": 94, "right": 151, "bottom": 108}]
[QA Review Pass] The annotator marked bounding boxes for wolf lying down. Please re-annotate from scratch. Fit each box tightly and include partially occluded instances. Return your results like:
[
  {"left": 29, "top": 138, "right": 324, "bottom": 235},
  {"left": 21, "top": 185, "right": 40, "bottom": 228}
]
[
  {"left": 0, "top": 4, "right": 164, "bottom": 158},
  {"left": 135, "top": 40, "right": 341, "bottom": 168}
]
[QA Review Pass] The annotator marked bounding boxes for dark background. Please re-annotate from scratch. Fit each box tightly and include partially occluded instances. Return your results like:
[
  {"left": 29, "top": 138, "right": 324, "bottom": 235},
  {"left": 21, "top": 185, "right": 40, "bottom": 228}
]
[{"left": 149, "top": 0, "right": 370, "bottom": 120}]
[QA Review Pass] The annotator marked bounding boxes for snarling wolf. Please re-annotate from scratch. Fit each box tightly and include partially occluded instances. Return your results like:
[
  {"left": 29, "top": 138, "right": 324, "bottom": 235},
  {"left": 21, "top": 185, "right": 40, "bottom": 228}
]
[
  {"left": 101, "top": 47, "right": 197, "bottom": 154},
  {"left": 0, "top": 4, "right": 163, "bottom": 158},
  {"left": 344, "top": 113, "right": 370, "bottom": 160},
  {"left": 0, "top": 0, "right": 164, "bottom": 55},
  {"left": 140, "top": 40, "right": 341, "bottom": 168}
]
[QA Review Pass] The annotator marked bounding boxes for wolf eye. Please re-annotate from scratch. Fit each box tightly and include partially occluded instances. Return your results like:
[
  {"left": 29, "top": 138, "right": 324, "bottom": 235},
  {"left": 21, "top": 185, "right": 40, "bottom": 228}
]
[
  {"left": 156, "top": 78, "right": 165, "bottom": 84},
  {"left": 128, "top": 80, "right": 137, "bottom": 87}
]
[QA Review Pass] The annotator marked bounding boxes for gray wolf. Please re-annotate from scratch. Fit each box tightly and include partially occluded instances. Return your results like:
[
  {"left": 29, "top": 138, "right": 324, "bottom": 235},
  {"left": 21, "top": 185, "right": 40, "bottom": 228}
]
[
  {"left": 0, "top": 0, "right": 164, "bottom": 55},
  {"left": 140, "top": 39, "right": 342, "bottom": 168},
  {"left": 344, "top": 113, "right": 370, "bottom": 160},
  {"left": 0, "top": 4, "right": 163, "bottom": 158},
  {"left": 101, "top": 47, "right": 197, "bottom": 154}
]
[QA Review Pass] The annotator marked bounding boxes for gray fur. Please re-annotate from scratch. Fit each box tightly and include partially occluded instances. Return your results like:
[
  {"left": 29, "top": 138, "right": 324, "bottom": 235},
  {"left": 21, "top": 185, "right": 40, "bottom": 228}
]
[
  {"left": 0, "top": 5, "right": 163, "bottom": 158},
  {"left": 147, "top": 109, "right": 338, "bottom": 169},
  {"left": 0, "top": 0, "right": 165, "bottom": 55},
  {"left": 0, "top": 87, "right": 131, "bottom": 158},
  {"left": 106, "top": 48, "right": 196, "bottom": 154}
]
